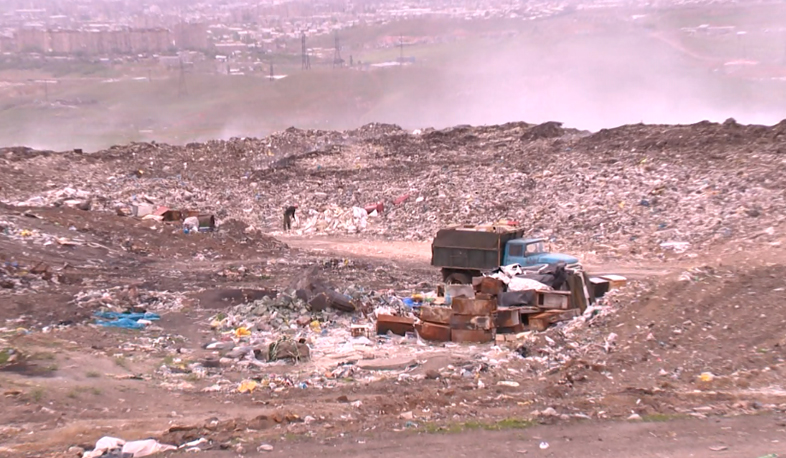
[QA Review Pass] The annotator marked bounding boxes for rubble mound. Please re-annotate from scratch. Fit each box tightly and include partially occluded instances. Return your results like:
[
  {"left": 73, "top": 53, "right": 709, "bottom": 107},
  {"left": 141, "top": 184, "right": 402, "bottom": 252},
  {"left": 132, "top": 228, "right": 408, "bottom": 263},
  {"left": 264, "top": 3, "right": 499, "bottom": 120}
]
[
  {"left": 1, "top": 119, "right": 785, "bottom": 259},
  {"left": 0, "top": 146, "right": 57, "bottom": 161},
  {"left": 538, "top": 262, "right": 786, "bottom": 400},
  {"left": 218, "top": 218, "right": 289, "bottom": 251},
  {"left": 577, "top": 120, "right": 776, "bottom": 152},
  {"left": 521, "top": 121, "right": 565, "bottom": 141}
]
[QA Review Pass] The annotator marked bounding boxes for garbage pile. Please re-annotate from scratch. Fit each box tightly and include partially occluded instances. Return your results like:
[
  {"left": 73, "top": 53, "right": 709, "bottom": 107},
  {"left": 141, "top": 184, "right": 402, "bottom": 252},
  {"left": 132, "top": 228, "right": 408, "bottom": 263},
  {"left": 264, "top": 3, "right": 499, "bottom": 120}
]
[
  {"left": 3, "top": 120, "right": 784, "bottom": 256},
  {"left": 298, "top": 204, "right": 380, "bottom": 235},
  {"left": 205, "top": 279, "right": 417, "bottom": 367},
  {"left": 73, "top": 287, "right": 187, "bottom": 314},
  {"left": 81, "top": 436, "right": 177, "bottom": 458},
  {"left": 1, "top": 260, "right": 59, "bottom": 291},
  {"left": 405, "top": 263, "right": 622, "bottom": 344},
  {"left": 0, "top": 214, "right": 82, "bottom": 248}
]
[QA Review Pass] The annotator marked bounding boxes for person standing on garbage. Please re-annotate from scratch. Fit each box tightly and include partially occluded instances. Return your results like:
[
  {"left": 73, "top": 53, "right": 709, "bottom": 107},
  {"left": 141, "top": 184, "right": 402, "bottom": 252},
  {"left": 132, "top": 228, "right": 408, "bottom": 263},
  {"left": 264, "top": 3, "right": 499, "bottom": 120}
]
[{"left": 283, "top": 204, "right": 298, "bottom": 231}]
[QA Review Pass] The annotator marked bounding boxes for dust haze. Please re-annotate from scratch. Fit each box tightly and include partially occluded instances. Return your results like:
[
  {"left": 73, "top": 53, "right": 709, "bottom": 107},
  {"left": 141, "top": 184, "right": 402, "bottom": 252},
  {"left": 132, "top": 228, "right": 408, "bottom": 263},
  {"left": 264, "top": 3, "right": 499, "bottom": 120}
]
[{"left": 2, "top": 2, "right": 786, "bottom": 150}]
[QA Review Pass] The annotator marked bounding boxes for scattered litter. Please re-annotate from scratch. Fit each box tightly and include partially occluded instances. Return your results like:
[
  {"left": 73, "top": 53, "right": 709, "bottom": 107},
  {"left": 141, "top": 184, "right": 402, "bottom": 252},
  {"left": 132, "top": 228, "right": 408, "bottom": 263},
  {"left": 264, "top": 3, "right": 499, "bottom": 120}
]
[{"left": 94, "top": 312, "right": 161, "bottom": 330}]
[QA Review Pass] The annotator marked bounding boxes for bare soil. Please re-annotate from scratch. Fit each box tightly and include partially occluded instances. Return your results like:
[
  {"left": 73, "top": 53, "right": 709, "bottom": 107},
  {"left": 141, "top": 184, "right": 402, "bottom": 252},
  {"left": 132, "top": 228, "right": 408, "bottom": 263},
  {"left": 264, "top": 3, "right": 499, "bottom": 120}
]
[
  {"left": 168, "top": 414, "right": 786, "bottom": 458},
  {"left": 1, "top": 206, "right": 784, "bottom": 457}
]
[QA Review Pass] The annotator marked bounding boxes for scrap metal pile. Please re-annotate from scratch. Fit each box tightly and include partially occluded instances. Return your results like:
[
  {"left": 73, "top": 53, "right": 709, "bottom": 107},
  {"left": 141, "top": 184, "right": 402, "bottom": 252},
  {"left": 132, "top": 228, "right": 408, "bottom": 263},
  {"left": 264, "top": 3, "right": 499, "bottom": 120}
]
[{"left": 2, "top": 119, "right": 785, "bottom": 258}]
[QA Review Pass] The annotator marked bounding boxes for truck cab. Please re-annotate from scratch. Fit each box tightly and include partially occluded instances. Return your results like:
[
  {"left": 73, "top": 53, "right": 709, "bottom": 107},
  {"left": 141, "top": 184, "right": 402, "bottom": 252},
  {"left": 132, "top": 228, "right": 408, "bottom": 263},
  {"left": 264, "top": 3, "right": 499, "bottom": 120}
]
[{"left": 503, "top": 238, "right": 579, "bottom": 267}]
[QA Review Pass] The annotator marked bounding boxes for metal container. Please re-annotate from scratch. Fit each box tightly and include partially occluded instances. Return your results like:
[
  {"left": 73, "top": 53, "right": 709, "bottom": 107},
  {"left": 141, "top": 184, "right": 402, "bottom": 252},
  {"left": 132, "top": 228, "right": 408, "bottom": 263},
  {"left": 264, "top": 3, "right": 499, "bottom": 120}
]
[
  {"left": 417, "top": 305, "right": 452, "bottom": 325},
  {"left": 451, "top": 328, "right": 495, "bottom": 343},
  {"left": 415, "top": 322, "right": 451, "bottom": 342},
  {"left": 449, "top": 314, "right": 494, "bottom": 331},
  {"left": 494, "top": 308, "right": 521, "bottom": 328},
  {"left": 451, "top": 296, "right": 497, "bottom": 315},
  {"left": 376, "top": 314, "right": 415, "bottom": 336}
]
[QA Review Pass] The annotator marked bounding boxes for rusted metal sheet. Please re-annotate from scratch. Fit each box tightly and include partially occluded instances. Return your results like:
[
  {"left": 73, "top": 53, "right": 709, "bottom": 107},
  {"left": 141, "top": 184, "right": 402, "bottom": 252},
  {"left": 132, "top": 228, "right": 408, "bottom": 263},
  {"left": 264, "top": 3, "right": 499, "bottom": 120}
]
[
  {"left": 494, "top": 308, "right": 521, "bottom": 328},
  {"left": 451, "top": 328, "right": 495, "bottom": 343},
  {"left": 528, "top": 308, "right": 581, "bottom": 332},
  {"left": 376, "top": 314, "right": 415, "bottom": 336},
  {"left": 417, "top": 305, "right": 452, "bottom": 325},
  {"left": 153, "top": 207, "right": 181, "bottom": 222},
  {"left": 474, "top": 276, "right": 505, "bottom": 296},
  {"left": 415, "top": 322, "right": 451, "bottom": 342},
  {"left": 450, "top": 314, "right": 494, "bottom": 331},
  {"left": 451, "top": 296, "right": 497, "bottom": 315},
  {"left": 536, "top": 291, "right": 571, "bottom": 310}
]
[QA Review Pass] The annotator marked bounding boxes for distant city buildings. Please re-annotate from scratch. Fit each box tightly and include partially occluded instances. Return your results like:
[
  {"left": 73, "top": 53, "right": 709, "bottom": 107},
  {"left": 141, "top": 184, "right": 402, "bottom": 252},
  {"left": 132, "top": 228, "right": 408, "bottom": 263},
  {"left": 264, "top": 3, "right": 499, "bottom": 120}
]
[{"left": 0, "top": 0, "right": 750, "bottom": 67}]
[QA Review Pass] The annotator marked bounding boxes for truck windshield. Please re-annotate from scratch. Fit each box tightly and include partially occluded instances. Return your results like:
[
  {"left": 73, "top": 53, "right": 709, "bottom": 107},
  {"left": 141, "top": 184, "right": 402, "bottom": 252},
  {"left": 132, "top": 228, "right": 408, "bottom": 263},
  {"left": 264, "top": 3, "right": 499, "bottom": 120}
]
[{"left": 526, "top": 242, "right": 545, "bottom": 254}]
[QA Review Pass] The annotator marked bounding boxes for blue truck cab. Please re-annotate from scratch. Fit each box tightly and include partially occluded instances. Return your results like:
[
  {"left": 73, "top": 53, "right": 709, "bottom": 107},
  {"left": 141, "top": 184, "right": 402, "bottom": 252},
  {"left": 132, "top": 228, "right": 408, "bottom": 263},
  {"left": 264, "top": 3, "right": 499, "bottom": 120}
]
[{"left": 503, "top": 238, "right": 579, "bottom": 267}]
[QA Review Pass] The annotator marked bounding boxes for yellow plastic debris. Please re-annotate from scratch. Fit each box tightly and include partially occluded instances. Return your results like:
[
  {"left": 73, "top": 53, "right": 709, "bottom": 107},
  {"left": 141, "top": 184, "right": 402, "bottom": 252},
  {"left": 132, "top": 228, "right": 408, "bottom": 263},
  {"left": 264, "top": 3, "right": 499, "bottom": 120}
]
[
  {"left": 699, "top": 372, "right": 715, "bottom": 382},
  {"left": 209, "top": 319, "right": 221, "bottom": 329},
  {"left": 20, "top": 230, "right": 32, "bottom": 237},
  {"left": 234, "top": 327, "right": 251, "bottom": 338},
  {"left": 309, "top": 321, "right": 321, "bottom": 333},
  {"left": 238, "top": 380, "right": 257, "bottom": 393}
]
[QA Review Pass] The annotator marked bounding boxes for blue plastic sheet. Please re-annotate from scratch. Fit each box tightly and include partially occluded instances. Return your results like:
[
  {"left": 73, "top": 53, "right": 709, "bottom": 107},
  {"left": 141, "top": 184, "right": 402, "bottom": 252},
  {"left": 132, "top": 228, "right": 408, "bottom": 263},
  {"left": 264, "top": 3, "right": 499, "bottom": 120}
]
[{"left": 94, "top": 311, "right": 160, "bottom": 329}]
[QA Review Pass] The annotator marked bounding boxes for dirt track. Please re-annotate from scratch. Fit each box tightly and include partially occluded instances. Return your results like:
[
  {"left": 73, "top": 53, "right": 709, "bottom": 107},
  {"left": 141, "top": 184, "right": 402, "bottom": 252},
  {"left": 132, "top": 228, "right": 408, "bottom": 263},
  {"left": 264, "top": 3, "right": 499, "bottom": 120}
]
[
  {"left": 166, "top": 414, "right": 786, "bottom": 458},
  {"left": 280, "top": 235, "right": 683, "bottom": 280}
]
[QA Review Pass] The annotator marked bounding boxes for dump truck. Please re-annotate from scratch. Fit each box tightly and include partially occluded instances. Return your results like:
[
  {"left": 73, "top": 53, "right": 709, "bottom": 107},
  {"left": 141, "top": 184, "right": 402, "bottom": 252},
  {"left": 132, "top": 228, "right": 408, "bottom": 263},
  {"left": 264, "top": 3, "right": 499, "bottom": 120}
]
[{"left": 431, "top": 224, "right": 579, "bottom": 284}]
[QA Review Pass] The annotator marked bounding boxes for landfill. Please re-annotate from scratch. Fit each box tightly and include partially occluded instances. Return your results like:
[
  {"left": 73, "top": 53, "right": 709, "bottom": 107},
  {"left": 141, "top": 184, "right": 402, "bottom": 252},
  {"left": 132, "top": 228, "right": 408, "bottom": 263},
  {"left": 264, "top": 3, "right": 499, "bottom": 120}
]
[
  {"left": 2, "top": 120, "right": 785, "bottom": 258},
  {"left": 1, "top": 120, "right": 786, "bottom": 457}
]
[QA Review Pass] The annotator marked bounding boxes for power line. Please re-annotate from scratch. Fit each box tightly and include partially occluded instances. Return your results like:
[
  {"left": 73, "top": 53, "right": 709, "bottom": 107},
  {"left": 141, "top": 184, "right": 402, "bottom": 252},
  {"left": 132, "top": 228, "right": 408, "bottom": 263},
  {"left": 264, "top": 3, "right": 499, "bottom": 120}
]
[
  {"left": 178, "top": 58, "right": 188, "bottom": 97},
  {"left": 301, "top": 31, "right": 311, "bottom": 70},
  {"left": 333, "top": 31, "right": 344, "bottom": 68}
]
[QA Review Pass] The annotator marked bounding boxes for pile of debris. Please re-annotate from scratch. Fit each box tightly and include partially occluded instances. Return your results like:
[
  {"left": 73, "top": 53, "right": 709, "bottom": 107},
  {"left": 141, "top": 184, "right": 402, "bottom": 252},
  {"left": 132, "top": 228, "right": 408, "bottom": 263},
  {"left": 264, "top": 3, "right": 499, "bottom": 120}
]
[
  {"left": 73, "top": 286, "right": 187, "bottom": 314},
  {"left": 380, "top": 264, "right": 626, "bottom": 344},
  {"left": 0, "top": 260, "right": 59, "bottom": 291},
  {"left": 5, "top": 120, "right": 783, "bottom": 258},
  {"left": 298, "top": 204, "right": 381, "bottom": 235}
]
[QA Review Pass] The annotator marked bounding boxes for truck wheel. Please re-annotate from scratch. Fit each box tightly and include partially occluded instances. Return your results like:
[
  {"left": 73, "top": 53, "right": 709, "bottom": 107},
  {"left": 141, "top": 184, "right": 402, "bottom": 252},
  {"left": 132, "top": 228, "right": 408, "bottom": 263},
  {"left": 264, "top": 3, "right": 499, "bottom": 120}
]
[{"left": 445, "top": 272, "right": 471, "bottom": 285}]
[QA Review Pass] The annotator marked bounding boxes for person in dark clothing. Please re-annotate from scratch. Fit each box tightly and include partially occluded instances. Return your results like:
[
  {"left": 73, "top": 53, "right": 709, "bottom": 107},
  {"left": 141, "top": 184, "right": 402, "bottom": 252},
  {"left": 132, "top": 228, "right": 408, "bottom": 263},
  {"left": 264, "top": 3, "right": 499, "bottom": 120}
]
[{"left": 283, "top": 204, "right": 298, "bottom": 231}]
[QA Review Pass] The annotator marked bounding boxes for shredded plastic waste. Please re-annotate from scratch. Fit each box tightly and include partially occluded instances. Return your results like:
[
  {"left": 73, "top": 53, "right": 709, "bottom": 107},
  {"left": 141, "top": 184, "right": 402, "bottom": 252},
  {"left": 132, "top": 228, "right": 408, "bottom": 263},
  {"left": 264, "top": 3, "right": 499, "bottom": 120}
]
[{"left": 94, "top": 312, "right": 161, "bottom": 329}]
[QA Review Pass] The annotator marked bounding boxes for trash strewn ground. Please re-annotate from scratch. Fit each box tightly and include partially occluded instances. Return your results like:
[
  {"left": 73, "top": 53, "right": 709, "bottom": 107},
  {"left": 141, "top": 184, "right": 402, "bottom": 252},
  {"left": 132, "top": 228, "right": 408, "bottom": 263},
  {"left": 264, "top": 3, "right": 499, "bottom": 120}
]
[{"left": 0, "top": 120, "right": 785, "bottom": 457}]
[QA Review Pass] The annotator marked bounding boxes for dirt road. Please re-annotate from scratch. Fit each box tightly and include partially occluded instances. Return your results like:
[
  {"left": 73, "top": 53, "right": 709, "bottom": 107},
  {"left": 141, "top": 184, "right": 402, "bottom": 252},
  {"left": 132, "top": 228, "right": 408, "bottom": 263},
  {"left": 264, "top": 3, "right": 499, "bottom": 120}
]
[
  {"left": 174, "top": 414, "right": 786, "bottom": 458},
  {"left": 280, "top": 235, "right": 679, "bottom": 280}
]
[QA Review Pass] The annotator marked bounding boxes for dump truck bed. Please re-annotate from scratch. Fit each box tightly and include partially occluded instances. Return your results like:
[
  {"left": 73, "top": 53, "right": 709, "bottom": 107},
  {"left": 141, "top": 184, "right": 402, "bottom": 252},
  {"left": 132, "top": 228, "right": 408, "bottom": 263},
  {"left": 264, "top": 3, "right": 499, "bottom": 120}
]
[{"left": 430, "top": 225, "right": 526, "bottom": 270}]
